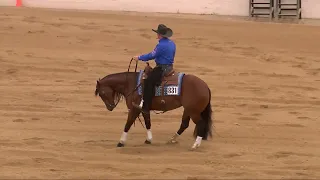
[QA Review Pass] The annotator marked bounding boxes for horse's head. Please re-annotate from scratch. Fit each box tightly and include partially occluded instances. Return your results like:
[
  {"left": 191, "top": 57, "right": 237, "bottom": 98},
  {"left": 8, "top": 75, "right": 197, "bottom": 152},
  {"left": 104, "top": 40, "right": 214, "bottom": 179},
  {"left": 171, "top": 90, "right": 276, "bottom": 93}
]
[{"left": 95, "top": 79, "right": 120, "bottom": 111}]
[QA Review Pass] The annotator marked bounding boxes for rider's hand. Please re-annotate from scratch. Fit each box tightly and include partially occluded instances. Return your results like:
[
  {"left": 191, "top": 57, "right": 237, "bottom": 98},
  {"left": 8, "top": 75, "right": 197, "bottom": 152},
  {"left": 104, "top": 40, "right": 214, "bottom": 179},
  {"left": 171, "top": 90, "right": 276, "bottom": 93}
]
[{"left": 132, "top": 56, "right": 139, "bottom": 61}]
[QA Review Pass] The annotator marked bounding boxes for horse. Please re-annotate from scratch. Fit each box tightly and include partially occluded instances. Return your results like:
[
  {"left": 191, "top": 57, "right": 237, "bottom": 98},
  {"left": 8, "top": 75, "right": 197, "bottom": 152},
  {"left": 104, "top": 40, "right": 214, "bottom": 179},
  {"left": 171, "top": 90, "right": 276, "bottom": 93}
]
[{"left": 94, "top": 60, "right": 213, "bottom": 150}]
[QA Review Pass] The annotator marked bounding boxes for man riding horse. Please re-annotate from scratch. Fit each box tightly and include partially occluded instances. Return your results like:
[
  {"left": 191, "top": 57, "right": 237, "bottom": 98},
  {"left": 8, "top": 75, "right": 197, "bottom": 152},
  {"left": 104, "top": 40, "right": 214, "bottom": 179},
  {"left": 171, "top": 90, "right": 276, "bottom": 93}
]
[
  {"left": 95, "top": 23, "right": 213, "bottom": 150},
  {"left": 132, "top": 24, "right": 176, "bottom": 112}
]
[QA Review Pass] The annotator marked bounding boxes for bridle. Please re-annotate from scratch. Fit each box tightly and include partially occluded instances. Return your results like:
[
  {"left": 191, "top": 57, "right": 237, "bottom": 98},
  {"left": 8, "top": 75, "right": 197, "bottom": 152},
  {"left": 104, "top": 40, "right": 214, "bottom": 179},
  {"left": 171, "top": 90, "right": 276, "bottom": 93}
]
[{"left": 98, "top": 87, "right": 119, "bottom": 110}]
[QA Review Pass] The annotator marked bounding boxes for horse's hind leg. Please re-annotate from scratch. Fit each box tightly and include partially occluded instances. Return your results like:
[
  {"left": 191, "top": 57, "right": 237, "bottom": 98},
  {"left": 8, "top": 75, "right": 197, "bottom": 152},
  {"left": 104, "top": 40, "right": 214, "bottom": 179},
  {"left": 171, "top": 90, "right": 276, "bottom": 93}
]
[
  {"left": 167, "top": 109, "right": 190, "bottom": 144},
  {"left": 190, "top": 105, "right": 213, "bottom": 150},
  {"left": 175, "top": 112, "right": 204, "bottom": 150},
  {"left": 191, "top": 115, "right": 205, "bottom": 150}
]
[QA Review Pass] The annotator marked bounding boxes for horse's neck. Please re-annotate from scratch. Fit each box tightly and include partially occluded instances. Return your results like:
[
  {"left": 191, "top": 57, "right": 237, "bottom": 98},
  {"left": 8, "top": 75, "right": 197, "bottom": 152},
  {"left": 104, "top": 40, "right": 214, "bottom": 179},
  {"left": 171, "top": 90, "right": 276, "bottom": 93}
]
[{"left": 102, "top": 72, "right": 137, "bottom": 95}]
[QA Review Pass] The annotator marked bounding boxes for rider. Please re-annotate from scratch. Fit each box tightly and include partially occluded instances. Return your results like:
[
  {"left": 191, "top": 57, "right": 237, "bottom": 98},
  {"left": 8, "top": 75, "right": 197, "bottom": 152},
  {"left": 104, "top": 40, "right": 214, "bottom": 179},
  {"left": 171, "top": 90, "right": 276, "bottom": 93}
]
[{"left": 132, "top": 24, "right": 176, "bottom": 112}]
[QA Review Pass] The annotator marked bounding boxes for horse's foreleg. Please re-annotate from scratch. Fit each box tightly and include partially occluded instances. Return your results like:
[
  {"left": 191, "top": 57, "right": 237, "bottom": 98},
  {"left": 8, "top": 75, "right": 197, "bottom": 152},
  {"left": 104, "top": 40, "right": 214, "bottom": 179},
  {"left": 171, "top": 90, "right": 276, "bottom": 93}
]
[
  {"left": 142, "top": 111, "right": 152, "bottom": 144},
  {"left": 168, "top": 110, "right": 190, "bottom": 144},
  {"left": 117, "top": 109, "right": 140, "bottom": 147}
]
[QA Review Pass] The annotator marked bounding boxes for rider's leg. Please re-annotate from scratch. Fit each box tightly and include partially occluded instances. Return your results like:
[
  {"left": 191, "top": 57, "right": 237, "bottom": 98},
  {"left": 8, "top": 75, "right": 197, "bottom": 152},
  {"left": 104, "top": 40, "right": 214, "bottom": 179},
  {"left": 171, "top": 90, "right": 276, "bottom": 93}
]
[
  {"left": 134, "top": 72, "right": 155, "bottom": 109},
  {"left": 133, "top": 66, "right": 163, "bottom": 111},
  {"left": 141, "top": 77, "right": 152, "bottom": 110},
  {"left": 143, "top": 66, "right": 162, "bottom": 110}
]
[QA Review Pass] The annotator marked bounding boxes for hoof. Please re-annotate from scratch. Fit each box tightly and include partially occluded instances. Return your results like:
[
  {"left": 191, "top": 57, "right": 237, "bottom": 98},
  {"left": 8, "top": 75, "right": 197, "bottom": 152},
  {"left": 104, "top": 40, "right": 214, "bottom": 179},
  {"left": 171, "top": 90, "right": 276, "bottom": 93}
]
[
  {"left": 144, "top": 139, "right": 151, "bottom": 144},
  {"left": 190, "top": 144, "right": 200, "bottom": 151},
  {"left": 117, "top": 142, "right": 124, "bottom": 147}
]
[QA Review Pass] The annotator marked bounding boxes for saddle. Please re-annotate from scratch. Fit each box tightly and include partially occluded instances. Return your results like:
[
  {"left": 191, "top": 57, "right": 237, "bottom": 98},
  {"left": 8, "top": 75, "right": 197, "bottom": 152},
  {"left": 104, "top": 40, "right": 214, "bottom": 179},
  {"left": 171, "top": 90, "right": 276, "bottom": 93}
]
[
  {"left": 136, "top": 63, "right": 185, "bottom": 97},
  {"left": 142, "top": 63, "right": 178, "bottom": 86}
]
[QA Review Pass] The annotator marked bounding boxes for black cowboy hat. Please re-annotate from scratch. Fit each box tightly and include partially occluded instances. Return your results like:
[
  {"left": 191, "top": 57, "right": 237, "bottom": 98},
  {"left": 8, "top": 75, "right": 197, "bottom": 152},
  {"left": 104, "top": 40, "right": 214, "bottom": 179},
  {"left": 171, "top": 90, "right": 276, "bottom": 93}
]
[{"left": 152, "top": 24, "right": 173, "bottom": 38}]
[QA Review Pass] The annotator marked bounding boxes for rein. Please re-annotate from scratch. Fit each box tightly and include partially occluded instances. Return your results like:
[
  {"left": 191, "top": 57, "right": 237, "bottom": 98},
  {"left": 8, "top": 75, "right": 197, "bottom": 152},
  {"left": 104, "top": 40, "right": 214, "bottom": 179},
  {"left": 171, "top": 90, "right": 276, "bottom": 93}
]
[
  {"left": 127, "top": 58, "right": 138, "bottom": 73},
  {"left": 125, "top": 58, "right": 141, "bottom": 98},
  {"left": 125, "top": 58, "right": 145, "bottom": 128}
]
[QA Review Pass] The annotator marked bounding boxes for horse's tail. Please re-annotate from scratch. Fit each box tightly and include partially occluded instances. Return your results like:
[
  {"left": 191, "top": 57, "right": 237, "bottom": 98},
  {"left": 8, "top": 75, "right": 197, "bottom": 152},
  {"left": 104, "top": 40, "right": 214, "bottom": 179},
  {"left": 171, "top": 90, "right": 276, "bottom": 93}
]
[{"left": 193, "top": 87, "right": 213, "bottom": 140}]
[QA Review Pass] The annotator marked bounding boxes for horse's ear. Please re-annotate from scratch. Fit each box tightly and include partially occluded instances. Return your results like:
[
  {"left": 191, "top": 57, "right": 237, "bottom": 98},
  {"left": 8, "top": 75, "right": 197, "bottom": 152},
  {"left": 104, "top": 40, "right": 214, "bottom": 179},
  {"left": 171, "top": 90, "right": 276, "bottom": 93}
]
[{"left": 96, "top": 80, "right": 100, "bottom": 87}]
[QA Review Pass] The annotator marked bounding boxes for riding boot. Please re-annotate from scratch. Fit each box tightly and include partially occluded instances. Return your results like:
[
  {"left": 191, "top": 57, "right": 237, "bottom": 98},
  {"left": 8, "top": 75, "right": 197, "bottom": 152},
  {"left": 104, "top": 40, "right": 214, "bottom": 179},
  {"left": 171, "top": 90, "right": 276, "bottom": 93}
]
[
  {"left": 132, "top": 79, "right": 152, "bottom": 113},
  {"left": 141, "top": 78, "right": 153, "bottom": 112}
]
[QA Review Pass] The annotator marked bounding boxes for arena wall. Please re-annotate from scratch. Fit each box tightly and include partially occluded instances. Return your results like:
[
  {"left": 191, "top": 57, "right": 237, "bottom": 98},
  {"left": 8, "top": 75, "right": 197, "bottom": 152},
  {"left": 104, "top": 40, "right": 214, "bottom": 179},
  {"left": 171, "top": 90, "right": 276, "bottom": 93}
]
[
  {"left": 1, "top": 0, "right": 15, "bottom": 6},
  {"left": 1, "top": 0, "right": 320, "bottom": 19}
]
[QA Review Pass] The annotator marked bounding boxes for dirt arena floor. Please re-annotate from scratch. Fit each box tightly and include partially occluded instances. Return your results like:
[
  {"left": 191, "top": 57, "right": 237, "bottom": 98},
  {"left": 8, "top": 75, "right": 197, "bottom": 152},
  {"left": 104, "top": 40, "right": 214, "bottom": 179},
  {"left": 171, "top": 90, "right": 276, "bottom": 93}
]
[{"left": 1, "top": 7, "right": 320, "bottom": 179}]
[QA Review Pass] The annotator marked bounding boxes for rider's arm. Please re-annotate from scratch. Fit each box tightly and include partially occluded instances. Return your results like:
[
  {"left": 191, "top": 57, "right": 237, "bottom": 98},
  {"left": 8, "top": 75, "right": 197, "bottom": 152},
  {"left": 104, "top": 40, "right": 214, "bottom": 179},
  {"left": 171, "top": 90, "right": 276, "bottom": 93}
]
[{"left": 138, "top": 44, "right": 163, "bottom": 61}]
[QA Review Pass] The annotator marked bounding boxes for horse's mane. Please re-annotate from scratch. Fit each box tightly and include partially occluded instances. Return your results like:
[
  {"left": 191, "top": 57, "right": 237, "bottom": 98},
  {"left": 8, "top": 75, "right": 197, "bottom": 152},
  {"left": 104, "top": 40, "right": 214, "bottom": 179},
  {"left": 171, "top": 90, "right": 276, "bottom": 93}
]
[
  {"left": 96, "top": 71, "right": 139, "bottom": 103},
  {"left": 99, "top": 71, "right": 138, "bottom": 81}
]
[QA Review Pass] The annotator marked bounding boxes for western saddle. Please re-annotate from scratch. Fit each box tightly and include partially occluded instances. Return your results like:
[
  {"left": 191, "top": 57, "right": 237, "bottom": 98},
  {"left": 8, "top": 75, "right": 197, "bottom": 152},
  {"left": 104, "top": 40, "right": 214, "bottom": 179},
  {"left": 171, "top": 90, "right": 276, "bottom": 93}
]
[
  {"left": 139, "top": 63, "right": 180, "bottom": 96},
  {"left": 142, "top": 63, "right": 178, "bottom": 84}
]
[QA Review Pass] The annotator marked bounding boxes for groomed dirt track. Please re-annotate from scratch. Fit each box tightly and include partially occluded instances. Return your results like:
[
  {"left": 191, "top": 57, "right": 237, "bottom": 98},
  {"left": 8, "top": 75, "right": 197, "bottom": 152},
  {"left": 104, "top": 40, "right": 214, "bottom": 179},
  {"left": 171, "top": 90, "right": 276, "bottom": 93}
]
[{"left": 1, "top": 7, "right": 320, "bottom": 179}]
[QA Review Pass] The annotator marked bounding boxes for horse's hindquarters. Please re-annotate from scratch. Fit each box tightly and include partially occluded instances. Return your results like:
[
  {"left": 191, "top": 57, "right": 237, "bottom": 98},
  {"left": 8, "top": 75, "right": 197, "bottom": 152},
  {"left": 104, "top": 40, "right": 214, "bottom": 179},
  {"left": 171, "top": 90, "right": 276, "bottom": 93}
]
[{"left": 180, "top": 74, "right": 211, "bottom": 113}]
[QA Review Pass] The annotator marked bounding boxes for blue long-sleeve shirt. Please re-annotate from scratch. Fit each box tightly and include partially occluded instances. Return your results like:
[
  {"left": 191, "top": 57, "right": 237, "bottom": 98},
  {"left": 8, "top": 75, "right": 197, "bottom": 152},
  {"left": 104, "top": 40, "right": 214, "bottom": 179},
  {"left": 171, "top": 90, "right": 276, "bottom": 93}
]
[{"left": 138, "top": 38, "right": 176, "bottom": 65}]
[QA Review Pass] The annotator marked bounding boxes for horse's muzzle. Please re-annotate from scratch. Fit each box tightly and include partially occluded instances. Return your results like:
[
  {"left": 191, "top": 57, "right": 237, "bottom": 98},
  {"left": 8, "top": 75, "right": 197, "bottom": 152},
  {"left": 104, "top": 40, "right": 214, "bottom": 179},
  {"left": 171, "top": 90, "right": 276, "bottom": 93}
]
[{"left": 105, "top": 103, "right": 116, "bottom": 111}]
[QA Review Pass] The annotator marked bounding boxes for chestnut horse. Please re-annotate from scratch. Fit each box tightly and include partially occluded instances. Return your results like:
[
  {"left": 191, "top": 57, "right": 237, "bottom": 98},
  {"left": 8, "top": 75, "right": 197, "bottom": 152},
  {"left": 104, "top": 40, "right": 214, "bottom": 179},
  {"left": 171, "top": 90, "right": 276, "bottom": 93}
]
[{"left": 94, "top": 60, "right": 213, "bottom": 150}]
